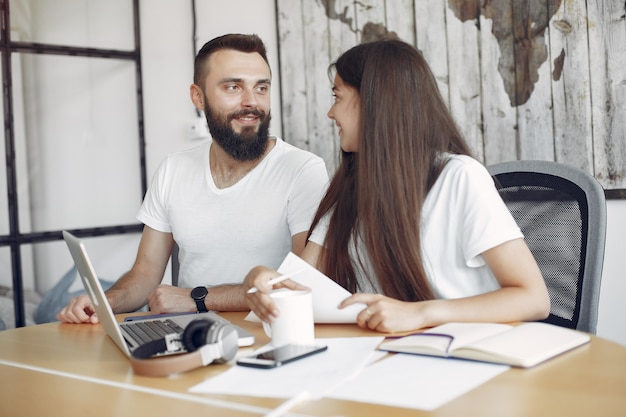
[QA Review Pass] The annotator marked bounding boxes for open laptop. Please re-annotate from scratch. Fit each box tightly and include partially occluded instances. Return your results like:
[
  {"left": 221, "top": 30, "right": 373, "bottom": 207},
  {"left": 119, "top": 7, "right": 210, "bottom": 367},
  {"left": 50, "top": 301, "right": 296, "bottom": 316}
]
[{"left": 62, "top": 231, "right": 254, "bottom": 359}]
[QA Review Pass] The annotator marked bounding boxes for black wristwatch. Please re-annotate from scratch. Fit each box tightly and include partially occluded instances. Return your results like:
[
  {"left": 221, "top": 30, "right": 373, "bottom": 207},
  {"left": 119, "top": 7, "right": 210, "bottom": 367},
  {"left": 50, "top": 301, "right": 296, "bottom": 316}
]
[{"left": 190, "top": 286, "right": 208, "bottom": 313}]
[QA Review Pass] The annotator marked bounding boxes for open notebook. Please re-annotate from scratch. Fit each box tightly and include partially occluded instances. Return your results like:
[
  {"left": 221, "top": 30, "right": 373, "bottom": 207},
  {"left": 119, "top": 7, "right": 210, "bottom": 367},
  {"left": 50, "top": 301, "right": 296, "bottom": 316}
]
[
  {"left": 62, "top": 231, "right": 254, "bottom": 358},
  {"left": 378, "top": 321, "right": 590, "bottom": 368}
]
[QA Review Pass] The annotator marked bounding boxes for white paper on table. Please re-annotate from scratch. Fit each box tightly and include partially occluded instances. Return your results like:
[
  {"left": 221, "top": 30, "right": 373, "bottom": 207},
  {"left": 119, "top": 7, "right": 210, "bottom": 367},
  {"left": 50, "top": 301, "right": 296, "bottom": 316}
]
[
  {"left": 328, "top": 353, "right": 509, "bottom": 411},
  {"left": 189, "top": 337, "right": 385, "bottom": 399},
  {"left": 245, "top": 252, "right": 366, "bottom": 323}
]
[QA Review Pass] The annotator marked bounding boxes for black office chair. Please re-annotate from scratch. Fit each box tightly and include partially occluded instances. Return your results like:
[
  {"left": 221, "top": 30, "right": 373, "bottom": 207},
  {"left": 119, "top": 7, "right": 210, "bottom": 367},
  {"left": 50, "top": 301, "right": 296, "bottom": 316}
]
[{"left": 487, "top": 160, "right": 607, "bottom": 334}]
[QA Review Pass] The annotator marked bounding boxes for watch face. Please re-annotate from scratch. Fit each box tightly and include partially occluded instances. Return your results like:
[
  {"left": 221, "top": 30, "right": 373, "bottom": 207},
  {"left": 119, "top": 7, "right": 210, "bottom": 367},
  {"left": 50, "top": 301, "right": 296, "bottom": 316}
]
[{"left": 191, "top": 286, "right": 208, "bottom": 300}]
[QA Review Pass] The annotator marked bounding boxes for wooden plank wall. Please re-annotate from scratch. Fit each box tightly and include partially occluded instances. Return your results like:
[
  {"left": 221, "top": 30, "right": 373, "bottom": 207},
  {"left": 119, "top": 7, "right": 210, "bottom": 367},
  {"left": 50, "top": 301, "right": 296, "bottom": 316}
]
[{"left": 275, "top": 0, "right": 626, "bottom": 194}]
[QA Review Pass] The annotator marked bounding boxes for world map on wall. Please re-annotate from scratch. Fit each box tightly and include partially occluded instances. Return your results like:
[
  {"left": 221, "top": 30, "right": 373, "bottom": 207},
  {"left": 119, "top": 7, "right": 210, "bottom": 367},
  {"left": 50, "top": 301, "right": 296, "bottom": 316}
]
[{"left": 319, "top": 0, "right": 565, "bottom": 106}]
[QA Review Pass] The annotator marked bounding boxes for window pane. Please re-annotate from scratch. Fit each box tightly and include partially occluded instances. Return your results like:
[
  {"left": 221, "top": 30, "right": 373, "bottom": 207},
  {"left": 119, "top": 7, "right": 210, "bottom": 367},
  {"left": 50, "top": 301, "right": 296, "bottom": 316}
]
[
  {"left": 0, "top": 246, "right": 14, "bottom": 330},
  {"left": 0, "top": 66, "right": 8, "bottom": 235},
  {"left": 0, "top": 244, "right": 35, "bottom": 329},
  {"left": 12, "top": 234, "right": 141, "bottom": 328},
  {"left": 10, "top": 0, "right": 134, "bottom": 50},
  {"left": 14, "top": 53, "right": 142, "bottom": 232}
]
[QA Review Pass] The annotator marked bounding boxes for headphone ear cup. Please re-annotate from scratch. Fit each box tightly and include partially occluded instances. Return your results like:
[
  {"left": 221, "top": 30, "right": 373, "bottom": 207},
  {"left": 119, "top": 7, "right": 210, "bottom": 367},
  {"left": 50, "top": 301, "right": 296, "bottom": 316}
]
[
  {"left": 181, "top": 319, "right": 239, "bottom": 363},
  {"left": 210, "top": 323, "right": 239, "bottom": 364},
  {"left": 181, "top": 319, "right": 213, "bottom": 352}
]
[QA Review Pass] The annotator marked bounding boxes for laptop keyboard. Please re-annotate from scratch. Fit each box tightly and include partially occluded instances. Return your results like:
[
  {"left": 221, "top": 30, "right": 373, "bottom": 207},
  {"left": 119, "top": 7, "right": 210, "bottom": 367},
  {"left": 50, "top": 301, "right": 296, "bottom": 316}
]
[{"left": 122, "top": 319, "right": 184, "bottom": 345}]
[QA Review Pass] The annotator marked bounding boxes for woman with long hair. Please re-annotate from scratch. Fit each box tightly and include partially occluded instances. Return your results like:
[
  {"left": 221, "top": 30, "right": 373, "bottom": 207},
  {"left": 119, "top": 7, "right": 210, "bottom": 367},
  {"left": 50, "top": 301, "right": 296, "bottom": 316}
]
[{"left": 244, "top": 39, "right": 550, "bottom": 333}]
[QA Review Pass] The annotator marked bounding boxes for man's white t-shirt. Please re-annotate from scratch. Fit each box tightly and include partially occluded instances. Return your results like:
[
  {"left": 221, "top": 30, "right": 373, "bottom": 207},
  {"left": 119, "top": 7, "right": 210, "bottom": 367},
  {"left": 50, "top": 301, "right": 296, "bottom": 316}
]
[
  {"left": 138, "top": 138, "right": 328, "bottom": 288},
  {"left": 309, "top": 154, "right": 522, "bottom": 299}
]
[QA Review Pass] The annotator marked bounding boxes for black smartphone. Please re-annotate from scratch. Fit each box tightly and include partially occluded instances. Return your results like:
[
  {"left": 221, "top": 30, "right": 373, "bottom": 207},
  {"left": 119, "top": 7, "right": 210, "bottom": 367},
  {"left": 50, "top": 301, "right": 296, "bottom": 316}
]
[{"left": 236, "top": 344, "right": 328, "bottom": 369}]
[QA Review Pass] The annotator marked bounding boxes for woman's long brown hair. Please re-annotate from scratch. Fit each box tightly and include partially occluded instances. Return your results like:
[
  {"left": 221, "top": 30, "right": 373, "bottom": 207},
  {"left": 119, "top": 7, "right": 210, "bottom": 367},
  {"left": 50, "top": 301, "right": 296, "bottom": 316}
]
[{"left": 309, "top": 40, "right": 472, "bottom": 302}]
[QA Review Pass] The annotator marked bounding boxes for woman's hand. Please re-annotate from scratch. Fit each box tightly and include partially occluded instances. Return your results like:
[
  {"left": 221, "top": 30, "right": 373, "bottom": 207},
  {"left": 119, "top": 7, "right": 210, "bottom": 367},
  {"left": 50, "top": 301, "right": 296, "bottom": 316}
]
[
  {"left": 243, "top": 266, "right": 308, "bottom": 323},
  {"left": 340, "top": 293, "right": 429, "bottom": 333}
]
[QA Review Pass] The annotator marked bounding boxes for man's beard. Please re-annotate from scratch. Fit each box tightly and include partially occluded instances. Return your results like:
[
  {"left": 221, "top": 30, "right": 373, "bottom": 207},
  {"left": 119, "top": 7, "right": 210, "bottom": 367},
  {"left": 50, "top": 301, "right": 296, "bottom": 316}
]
[{"left": 204, "top": 102, "right": 271, "bottom": 161}]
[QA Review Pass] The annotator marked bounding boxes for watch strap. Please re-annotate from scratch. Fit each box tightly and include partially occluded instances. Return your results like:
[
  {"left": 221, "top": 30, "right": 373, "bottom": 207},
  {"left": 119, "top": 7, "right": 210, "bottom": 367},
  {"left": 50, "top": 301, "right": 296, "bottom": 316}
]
[{"left": 195, "top": 297, "right": 208, "bottom": 312}]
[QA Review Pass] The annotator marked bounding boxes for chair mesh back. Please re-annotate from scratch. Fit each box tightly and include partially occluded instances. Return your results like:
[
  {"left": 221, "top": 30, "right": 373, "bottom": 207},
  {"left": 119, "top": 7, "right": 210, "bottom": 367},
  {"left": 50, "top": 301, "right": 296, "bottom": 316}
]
[{"left": 495, "top": 173, "right": 588, "bottom": 330}]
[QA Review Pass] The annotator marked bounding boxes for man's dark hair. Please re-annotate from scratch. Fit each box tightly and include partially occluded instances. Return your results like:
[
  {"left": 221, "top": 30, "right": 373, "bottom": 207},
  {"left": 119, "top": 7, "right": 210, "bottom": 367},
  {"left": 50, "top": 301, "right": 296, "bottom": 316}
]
[{"left": 194, "top": 33, "right": 269, "bottom": 85}]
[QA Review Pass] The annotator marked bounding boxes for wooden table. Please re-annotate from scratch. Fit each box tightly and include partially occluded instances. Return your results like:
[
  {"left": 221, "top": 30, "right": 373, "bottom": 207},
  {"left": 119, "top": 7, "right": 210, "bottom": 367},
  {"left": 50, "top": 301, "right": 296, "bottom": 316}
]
[{"left": 1, "top": 312, "right": 625, "bottom": 416}]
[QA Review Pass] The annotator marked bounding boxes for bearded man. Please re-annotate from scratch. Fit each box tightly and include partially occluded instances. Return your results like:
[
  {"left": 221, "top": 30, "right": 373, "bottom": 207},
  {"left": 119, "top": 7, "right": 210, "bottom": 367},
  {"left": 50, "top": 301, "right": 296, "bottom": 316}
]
[{"left": 57, "top": 34, "right": 328, "bottom": 323}]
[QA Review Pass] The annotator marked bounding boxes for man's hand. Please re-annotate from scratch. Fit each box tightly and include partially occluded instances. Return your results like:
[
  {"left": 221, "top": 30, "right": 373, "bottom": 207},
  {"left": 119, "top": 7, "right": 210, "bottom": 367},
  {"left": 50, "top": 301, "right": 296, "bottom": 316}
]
[
  {"left": 147, "top": 284, "right": 196, "bottom": 313},
  {"left": 56, "top": 294, "right": 100, "bottom": 324}
]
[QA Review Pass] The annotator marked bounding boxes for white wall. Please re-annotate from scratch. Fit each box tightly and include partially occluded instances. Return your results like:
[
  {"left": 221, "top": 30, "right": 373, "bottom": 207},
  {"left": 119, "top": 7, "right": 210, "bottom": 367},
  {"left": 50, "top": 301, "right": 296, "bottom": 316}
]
[
  {"left": 597, "top": 200, "right": 626, "bottom": 346},
  {"left": 139, "top": 0, "right": 625, "bottom": 346},
  {"left": 140, "top": 0, "right": 281, "bottom": 178}
]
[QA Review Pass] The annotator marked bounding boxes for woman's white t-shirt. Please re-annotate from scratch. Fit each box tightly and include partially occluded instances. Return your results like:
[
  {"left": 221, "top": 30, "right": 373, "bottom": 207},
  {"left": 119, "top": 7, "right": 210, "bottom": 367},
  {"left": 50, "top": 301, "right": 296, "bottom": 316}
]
[{"left": 308, "top": 154, "right": 522, "bottom": 299}]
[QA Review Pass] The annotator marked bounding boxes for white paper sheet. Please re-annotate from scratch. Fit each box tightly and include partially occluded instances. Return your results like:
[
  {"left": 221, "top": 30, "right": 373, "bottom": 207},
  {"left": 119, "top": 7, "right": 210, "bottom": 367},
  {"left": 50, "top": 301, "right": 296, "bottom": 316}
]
[
  {"left": 189, "top": 337, "right": 385, "bottom": 399},
  {"left": 245, "top": 252, "right": 366, "bottom": 323},
  {"left": 329, "top": 353, "right": 509, "bottom": 411}
]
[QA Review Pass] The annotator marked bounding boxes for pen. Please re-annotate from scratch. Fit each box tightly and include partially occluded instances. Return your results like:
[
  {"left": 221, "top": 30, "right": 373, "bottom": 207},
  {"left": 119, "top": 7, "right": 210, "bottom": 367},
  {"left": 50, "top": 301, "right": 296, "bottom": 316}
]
[{"left": 246, "top": 268, "right": 306, "bottom": 294}]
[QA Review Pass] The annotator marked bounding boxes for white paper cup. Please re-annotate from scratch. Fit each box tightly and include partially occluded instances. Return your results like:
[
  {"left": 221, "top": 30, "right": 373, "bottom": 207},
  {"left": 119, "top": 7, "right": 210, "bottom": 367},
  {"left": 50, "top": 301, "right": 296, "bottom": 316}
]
[{"left": 262, "top": 289, "right": 315, "bottom": 347}]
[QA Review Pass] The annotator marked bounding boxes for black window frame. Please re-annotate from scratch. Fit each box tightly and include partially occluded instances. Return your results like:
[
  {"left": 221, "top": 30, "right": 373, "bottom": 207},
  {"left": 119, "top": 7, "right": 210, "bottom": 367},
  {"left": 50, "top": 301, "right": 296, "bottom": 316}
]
[{"left": 0, "top": 0, "right": 146, "bottom": 328}]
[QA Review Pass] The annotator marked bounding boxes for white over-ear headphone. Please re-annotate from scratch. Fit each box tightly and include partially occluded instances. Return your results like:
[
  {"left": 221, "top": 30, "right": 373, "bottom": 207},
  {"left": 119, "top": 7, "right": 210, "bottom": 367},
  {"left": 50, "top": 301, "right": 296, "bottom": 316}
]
[{"left": 130, "top": 318, "right": 239, "bottom": 377}]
